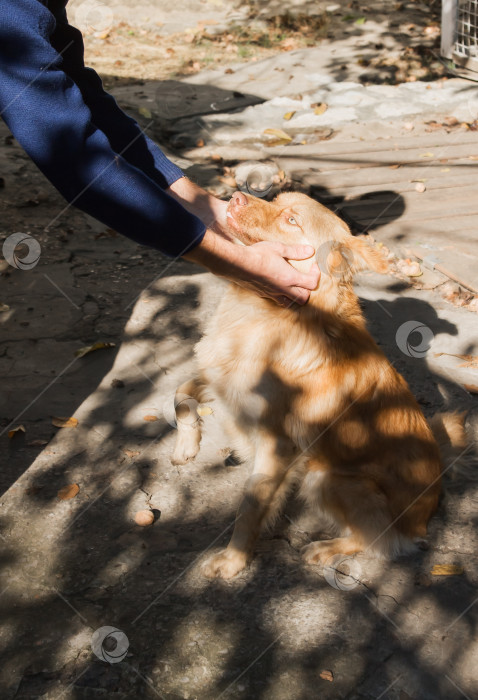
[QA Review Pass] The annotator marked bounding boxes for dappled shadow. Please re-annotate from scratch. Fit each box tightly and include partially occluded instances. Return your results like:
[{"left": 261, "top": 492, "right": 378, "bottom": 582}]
[
  {"left": 2, "top": 240, "right": 477, "bottom": 698},
  {"left": 1, "top": 11, "right": 478, "bottom": 692},
  {"left": 232, "top": 0, "right": 445, "bottom": 85}
]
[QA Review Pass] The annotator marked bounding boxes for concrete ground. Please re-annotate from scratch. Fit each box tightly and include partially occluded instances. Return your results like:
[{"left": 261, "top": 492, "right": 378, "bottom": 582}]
[{"left": 1, "top": 1, "right": 478, "bottom": 698}]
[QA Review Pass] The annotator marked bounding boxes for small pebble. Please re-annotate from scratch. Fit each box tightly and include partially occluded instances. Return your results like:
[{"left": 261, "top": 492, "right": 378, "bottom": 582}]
[
  {"left": 134, "top": 510, "right": 154, "bottom": 526},
  {"left": 415, "top": 182, "right": 426, "bottom": 193}
]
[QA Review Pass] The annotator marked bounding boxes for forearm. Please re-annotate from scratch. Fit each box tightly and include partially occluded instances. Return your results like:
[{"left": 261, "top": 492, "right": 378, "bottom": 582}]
[
  {"left": 183, "top": 228, "right": 248, "bottom": 277},
  {"left": 51, "top": 15, "right": 185, "bottom": 191},
  {"left": 0, "top": 0, "right": 206, "bottom": 257}
]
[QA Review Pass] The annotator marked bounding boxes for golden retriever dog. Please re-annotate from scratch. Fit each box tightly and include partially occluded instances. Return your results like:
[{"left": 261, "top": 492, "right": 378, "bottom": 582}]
[{"left": 172, "top": 190, "right": 467, "bottom": 580}]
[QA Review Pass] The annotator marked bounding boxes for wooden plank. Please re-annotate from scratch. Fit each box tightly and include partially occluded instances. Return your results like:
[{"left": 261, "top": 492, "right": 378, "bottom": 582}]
[
  {"left": 355, "top": 218, "right": 478, "bottom": 293},
  {"left": 351, "top": 209, "right": 478, "bottom": 227},
  {"left": 274, "top": 128, "right": 478, "bottom": 292},
  {"left": 367, "top": 216, "right": 478, "bottom": 237},
  {"left": 309, "top": 174, "right": 478, "bottom": 200},
  {"left": 276, "top": 146, "right": 478, "bottom": 172},
  {"left": 300, "top": 167, "right": 477, "bottom": 194},
  {"left": 292, "top": 162, "right": 478, "bottom": 188},
  {"left": 269, "top": 130, "right": 478, "bottom": 157},
  {"left": 441, "top": 0, "right": 457, "bottom": 59},
  {"left": 335, "top": 188, "right": 478, "bottom": 219}
]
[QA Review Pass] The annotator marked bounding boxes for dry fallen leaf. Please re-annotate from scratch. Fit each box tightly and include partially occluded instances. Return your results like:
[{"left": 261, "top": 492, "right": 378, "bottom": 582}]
[
  {"left": 8, "top": 424, "right": 26, "bottom": 439},
  {"left": 431, "top": 564, "right": 464, "bottom": 576},
  {"left": 143, "top": 415, "right": 158, "bottom": 422},
  {"left": 197, "top": 405, "right": 213, "bottom": 416},
  {"left": 320, "top": 669, "right": 334, "bottom": 682},
  {"left": 443, "top": 116, "right": 459, "bottom": 127},
  {"left": 396, "top": 259, "right": 422, "bottom": 277},
  {"left": 420, "top": 152, "right": 434, "bottom": 158},
  {"left": 57, "top": 483, "right": 80, "bottom": 500},
  {"left": 434, "top": 352, "right": 478, "bottom": 367},
  {"left": 138, "top": 107, "right": 153, "bottom": 119},
  {"left": 26, "top": 485, "right": 43, "bottom": 496},
  {"left": 314, "top": 103, "right": 328, "bottom": 116},
  {"left": 218, "top": 175, "right": 237, "bottom": 188},
  {"left": 263, "top": 128, "right": 293, "bottom": 145},
  {"left": 283, "top": 111, "right": 296, "bottom": 121},
  {"left": 52, "top": 416, "right": 78, "bottom": 428},
  {"left": 75, "top": 341, "right": 116, "bottom": 358},
  {"left": 123, "top": 448, "right": 140, "bottom": 458},
  {"left": 27, "top": 439, "right": 49, "bottom": 447},
  {"left": 0, "top": 303, "right": 10, "bottom": 313}
]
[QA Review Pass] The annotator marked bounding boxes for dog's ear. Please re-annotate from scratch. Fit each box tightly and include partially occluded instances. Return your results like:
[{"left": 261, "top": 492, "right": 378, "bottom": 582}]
[
  {"left": 317, "top": 238, "right": 388, "bottom": 279},
  {"left": 343, "top": 237, "right": 389, "bottom": 275}
]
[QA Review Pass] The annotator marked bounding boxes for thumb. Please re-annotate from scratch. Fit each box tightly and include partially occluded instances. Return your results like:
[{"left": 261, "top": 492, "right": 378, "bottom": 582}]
[{"left": 280, "top": 243, "right": 316, "bottom": 260}]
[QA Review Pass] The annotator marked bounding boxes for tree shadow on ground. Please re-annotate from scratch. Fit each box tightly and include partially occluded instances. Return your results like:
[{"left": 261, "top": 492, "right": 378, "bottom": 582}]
[
  {"left": 2, "top": 268, "right": 477, "bottom": 699},
  {"left": 1, "top": 55, "right": 477, "bottom": 697},
  {"left": 232, "top": 0, "right": 444, "bottom": 86}
]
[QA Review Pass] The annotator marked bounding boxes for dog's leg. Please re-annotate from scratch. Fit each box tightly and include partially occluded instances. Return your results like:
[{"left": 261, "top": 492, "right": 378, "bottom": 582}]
[
  {"left": 202, "top": 435, "right": 295, "bottom": 579},
  {"left": 301, "top": 474, "right": 397, "bottom": 565},
  {"left": 302, "top": 534, "right": 364, "bottom": 564},
  {"left": 171, "top": 377, "right": 204, "bottom": 465}
]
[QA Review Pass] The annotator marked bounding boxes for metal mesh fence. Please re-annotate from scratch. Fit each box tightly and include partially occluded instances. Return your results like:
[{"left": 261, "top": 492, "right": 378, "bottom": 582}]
[{"left": 455, "top": 0, "right": 478, "bottom": 58}]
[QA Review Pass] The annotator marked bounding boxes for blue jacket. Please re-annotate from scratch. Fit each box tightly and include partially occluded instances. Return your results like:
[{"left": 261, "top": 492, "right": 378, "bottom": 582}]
[{"left": 0, "top": 0, "right": 206, "bottom": 256}]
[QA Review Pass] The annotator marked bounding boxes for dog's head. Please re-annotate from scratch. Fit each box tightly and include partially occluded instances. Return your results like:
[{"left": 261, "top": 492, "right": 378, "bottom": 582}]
[{"left": 227, "top": 191, "right": 388, "bottom": 281}]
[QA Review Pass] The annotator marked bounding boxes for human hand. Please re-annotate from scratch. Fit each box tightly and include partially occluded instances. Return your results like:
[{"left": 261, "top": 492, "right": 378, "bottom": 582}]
[{"left": 233, "top": 240, "right": 320, "bottom": 306}]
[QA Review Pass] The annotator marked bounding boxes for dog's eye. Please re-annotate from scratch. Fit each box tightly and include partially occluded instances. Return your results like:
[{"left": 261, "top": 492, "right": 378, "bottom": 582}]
[{"left": 288, "top": 216, "right": 298, "bottom": 225}]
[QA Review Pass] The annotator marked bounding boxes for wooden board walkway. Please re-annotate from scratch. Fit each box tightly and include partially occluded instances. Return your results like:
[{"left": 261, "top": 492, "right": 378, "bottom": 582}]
[{"left": 272, "top": 131, "right": 478, "bottom": 293}]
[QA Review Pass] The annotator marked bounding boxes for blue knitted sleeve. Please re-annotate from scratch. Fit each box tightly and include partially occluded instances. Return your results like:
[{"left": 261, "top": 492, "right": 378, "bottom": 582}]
[{"left": 0, "top": 0, "right": 206, "bottom": 257}]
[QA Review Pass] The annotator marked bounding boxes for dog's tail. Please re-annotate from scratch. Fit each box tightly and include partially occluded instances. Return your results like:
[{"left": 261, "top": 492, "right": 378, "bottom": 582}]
[{"left": 429, "top": 411, "right": 475, "bottom": 479}]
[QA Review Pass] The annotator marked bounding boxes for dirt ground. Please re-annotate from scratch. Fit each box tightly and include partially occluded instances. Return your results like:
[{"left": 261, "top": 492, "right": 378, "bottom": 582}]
[
  {"left": 78, "top": 0, "right": 446, "bottom": 86},
  {"left": 1, "top": 1, "right": 478, "bottom": 699}
]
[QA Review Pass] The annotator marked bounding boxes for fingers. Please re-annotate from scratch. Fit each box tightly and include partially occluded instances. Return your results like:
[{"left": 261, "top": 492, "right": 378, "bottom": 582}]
[
  {"left": 285, "top": 287, "right": 310, "bottom": 306},
  {"left": 288, "top": 263, "right": 320, "bottom": 292},
  {"left": 261, "top": 242, "right": 320, "bottom": 290}
]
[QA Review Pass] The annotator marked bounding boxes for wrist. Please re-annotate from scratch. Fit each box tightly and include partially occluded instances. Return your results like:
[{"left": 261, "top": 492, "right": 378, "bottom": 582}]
[
  {"left": 168, "top": 177, "right": 230, "bottom": 238},
  {"left": 184, "top": 228, "right": 247, "bottom": 277}
]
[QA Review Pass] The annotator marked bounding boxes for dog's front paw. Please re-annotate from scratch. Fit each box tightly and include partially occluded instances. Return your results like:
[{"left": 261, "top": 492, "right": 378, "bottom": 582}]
[
  {"left": 171, "top": 428, "right": 200, "bottom": 465},
  {"left": 202, "top": 549, "right": 248, "bottom": 580},
  {"left": 301, "top": 541, "right": 335, "bottom": 565}
]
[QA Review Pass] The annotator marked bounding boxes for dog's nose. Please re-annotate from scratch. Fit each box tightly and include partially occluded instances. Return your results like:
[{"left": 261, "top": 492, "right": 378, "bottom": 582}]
[{"left": 231, "top": 191, "right": 248, "bottom": 207}]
